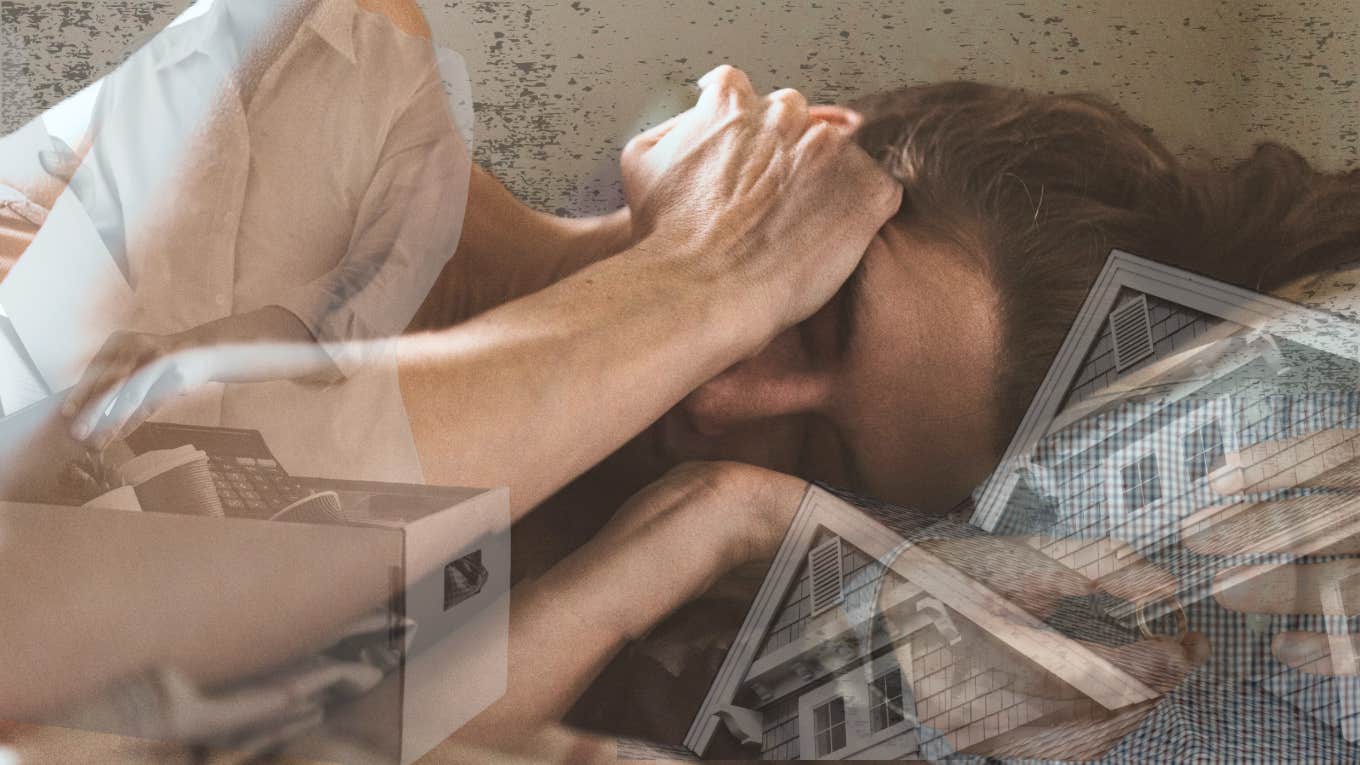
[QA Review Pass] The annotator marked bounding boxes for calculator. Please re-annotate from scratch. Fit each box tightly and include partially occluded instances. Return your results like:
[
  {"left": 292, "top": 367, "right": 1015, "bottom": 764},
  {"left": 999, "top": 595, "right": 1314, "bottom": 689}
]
[{"left": 126, "top": 422, "right": 311, "bottom": 520}]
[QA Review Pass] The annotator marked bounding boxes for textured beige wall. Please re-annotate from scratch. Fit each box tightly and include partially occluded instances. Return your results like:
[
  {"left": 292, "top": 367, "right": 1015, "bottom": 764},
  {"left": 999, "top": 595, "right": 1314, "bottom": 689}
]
[
  {"left": 426, "top": 0, "right": 1359, "bottom": 214},
  {"left": 4, "top": 1, "right": 1359, "bottom": 215}
]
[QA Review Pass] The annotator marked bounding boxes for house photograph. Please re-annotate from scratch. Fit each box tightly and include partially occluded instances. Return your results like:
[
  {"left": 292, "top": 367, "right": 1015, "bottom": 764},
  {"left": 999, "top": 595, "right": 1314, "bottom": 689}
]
[{"left": 683, "top": 252, "right": 1360, "bottom": 760}]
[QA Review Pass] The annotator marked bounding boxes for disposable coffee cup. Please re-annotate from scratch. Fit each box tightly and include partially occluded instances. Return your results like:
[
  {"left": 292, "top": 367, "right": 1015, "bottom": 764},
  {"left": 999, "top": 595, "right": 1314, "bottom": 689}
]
[
  {"left": 118, "top": 445, "right": 224, "bottom": 517},
  {"left": 270, "top": 491, "right": 347, "bottom": 525}
]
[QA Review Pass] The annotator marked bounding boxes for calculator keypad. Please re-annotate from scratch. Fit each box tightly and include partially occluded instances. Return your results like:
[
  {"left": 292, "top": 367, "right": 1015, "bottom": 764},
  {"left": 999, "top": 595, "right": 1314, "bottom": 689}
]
[{"left": 207, "top": 455, "right": 310, "bottom": 520}]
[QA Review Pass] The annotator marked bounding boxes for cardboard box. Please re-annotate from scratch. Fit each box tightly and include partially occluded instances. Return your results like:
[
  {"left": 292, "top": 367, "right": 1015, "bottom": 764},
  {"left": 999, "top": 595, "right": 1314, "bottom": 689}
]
[{"left": 0, "top": 480, "right": 508, "bottom": 765}]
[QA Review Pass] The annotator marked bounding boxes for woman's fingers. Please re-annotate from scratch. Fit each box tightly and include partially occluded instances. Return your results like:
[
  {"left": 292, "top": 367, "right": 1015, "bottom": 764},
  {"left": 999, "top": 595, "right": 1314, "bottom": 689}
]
[
  {"left": 1214, "top": 560, "right": 1360, "bottom": 677},
  {"left": 1214, "top": 559, "right": 1360, "bottom": 615},
  {"left": 1086, "top": 632, "right": 1210, "bottom": 695},
  {"left": 695, "top": 64, "right": 757, "bottom": 114},
  {"left": 1270, "top": 630, "right": 1360, "bottom": 676},
  {"left": 1030, "top": 535, "right": 1177, "bottom": 604},
  {"left": 69, "top": 353, "right": 141, "bottom": 441},
  {"left": 917, "top": 535, "right": 1093, "bottom": 619},
  {"left": 1182, "top": 489, "right": 1360, "bottom": 557},
  {"left": 84, "top": 358, "right": 177, "bottom": 450},
  {"left": 765, "top": 88, "right": 809, "bottom": 138},
  {"left": 962, "top": 702, "right": 1156, "bottom": 762},
  {"left": 619, "top": 62, "right": 899, "bottom": 332},
  {"left": 61, "top": 335, "right": 127, "bottom": 419},
  {"left": 1271, "top": 631, "right": 1360, "bottom": 675},
  {"left": 62, "top": 331, "right": 190, "bottom": 443}
]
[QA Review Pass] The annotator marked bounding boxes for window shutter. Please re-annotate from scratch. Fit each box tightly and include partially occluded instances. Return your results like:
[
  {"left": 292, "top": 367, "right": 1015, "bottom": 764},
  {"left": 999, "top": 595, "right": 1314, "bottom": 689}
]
[
  {"left": 1109, "top": 295, "right": 1154, "bottom": 371},
  {"left": 807, "top": 538, "right": 844, "bottom": 616}
]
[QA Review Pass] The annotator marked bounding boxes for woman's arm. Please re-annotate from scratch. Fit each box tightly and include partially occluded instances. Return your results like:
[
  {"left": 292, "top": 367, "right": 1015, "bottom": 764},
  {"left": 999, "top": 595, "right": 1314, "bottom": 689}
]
[
  {"left": 61, "top": 306, "right": 338, "bottom": 446},
  {"left": 442, "top": 462, "right": 807, "bottom": 749},
  {"left": 402, "top": 67, "right": 901, "bottom": 519},
  {"left": 410, "top": 165, "right": 633, "bottom": 330}
]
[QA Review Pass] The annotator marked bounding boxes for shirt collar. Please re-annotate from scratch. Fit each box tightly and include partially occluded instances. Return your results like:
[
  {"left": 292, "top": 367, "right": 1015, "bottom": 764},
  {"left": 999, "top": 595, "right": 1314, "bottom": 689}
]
[
  {"left": 154, "top": 0, "right": 357, "bottom": 71},
  {"left": 154, "top": 0, "right": 226, "bottom": 70},
  {"left": 306, "top": 0, "right": 358, "bottom": 65}
]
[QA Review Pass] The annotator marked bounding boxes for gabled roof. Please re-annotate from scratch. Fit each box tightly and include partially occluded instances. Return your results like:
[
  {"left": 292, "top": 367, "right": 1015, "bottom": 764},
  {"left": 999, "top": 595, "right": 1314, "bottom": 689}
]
[
  {"left": 685, "top": 486, "right": 1159, "bottom": 756},
  {"left": 971, "top": 250, "right": 1360, "bottom": 532}
]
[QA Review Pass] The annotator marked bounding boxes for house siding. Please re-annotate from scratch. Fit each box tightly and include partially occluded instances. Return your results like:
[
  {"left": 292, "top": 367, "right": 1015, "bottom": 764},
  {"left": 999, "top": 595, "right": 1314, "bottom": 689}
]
[
  {"left": 759, "top": 694, "right": 801, "bottom": 760},
  {"left": 1062, "top": 291, "right": 1221, "bottom": 410},
  {"left": 755, "top": 534, "right": 884, "bottom": 661}
]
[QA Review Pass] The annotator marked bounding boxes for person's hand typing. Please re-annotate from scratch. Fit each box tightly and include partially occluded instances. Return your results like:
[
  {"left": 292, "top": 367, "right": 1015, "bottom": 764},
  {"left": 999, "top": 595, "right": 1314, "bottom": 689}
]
[
  {"left": 61, "top": 307, "right": 339, "bottom": 449},
  {"left": 60, "top": 328, "right": 212, "bottom": 448},
  {"left": 620, "top": 65, "right": 901, "bottom": 345}
]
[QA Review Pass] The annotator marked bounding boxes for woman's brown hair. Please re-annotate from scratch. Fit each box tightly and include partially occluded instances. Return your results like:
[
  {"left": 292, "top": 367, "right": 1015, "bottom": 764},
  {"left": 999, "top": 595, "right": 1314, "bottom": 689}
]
[{"left": 850, "top": 81, "right": 1360, "bottom": 450}]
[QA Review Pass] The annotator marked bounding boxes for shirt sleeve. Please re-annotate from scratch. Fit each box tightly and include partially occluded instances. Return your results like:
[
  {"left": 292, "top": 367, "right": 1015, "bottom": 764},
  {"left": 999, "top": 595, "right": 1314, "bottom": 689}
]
[
  {"left": 277, "top": 58, "right": 471, "bottom": 378},
  {"left": 0, "top": 116, "right": 59, "bottom": 200}
]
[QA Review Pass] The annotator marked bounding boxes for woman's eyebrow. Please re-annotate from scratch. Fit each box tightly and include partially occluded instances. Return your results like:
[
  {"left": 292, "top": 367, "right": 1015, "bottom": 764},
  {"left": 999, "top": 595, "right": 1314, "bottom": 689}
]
[{"left": 836, "top": 260, "right": 868, "bottom": 354}]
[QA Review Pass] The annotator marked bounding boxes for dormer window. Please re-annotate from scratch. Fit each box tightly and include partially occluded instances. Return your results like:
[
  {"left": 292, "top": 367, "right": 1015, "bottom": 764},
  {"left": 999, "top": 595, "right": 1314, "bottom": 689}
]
[{"left": 1121, "top": 454, "right": 1162, "bottom": 510}]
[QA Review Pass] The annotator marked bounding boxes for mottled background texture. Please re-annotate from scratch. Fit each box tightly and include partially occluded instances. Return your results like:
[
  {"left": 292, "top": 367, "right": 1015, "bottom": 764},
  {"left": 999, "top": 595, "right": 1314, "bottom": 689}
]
[{"left": 3, "top": 0, "right": 1358, "bottom": 215}]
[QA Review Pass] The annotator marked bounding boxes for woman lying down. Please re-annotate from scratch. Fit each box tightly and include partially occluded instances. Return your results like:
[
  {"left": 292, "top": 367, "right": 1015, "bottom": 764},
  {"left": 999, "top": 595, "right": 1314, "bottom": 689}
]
[
  {"left": 13, "top": 73, "right": 1354, "bottom": 761},
  {"left": 423, "top": 79, "right": 1360, "bottom": 762}
]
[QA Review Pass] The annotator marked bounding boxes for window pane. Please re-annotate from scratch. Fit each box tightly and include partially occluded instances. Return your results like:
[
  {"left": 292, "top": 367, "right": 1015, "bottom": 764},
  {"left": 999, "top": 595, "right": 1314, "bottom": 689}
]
[
  {"left": 1122, "top": 454, "right": 1161, "bottom": 509},
  {"left": 870, "top": 669, "right": 906, "bottom": 732},
  {"left": 884, "top": 670, "right": 902, "bottom": 698},
  {"left": 1185, "top": 420, "right": 1226, "bottom": 483},
  {"left": 1121, "top": 462, "right": 1139, "bottom": 490},
  {"left": 813, "top": 697, "right": 847, "bottom": 756}
]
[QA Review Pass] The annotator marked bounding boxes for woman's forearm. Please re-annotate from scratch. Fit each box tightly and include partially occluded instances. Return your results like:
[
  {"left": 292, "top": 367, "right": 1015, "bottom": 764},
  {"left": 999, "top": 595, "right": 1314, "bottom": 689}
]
[
  {"left": 411, "top": 165, "right": 632, "bottom": 330},
  {"left": 179, "top": 305, "right": 341, "bottom": 384},
  {"left": 399, "top": 241, "right": 759, "bottom": 520},
  {"left": 446, "top": 463, "right": 807, "bottom": 747},
  {"left": 450, "top": 477, "right": 747, "bottom": 743}
]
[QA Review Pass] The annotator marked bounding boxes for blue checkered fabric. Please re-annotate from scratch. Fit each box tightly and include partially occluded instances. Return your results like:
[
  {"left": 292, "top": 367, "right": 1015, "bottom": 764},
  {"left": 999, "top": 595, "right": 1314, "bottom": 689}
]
[{"left": 834, "top": 390, "right": 1360, "bottom": 762}]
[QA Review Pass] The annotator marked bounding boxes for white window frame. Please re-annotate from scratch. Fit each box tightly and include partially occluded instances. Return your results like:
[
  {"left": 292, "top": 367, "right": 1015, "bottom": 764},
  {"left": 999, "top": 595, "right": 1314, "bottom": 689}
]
[
  {"left": 864, "top": 653, "right": 913, "bottom": 740},
  {"left": 1120, "top": 453, "right": 1163, "bottom": 510},
  {"left": 1166, "top": 397, "right": 1240, "bottom": 492},
  {"left": 805, "top": 690, "right": 850, "bottom": 758},
  {"left": 797, "top": 654, "right": 913, "bottom": 759},
  {"left": 1106, "top": 436, "right": 1167, "bottom": 537},
  {"left": 1105, "top": 397, "right": 1237, "bottom": 544},
  {"left": 1183, "top": 418, "right": 1227, "bottom": 483}
]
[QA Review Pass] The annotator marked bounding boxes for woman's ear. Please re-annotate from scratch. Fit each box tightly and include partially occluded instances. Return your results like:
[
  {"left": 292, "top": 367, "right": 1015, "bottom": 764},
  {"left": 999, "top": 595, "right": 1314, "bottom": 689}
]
[{"left": 808, "top": 105, "right": 864, "bottom": 136}]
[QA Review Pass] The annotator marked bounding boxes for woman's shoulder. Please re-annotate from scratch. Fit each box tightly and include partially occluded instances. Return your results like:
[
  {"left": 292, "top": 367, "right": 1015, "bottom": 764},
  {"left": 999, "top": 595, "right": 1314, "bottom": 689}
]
[{"left": 356, "top": 0, "right": 432, "bottom": 40}]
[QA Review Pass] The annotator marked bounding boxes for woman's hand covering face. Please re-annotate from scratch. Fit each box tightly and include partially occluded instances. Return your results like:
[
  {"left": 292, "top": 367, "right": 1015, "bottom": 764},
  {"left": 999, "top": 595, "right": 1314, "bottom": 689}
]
[{"left": 619, "top": 65, "right": 902, "bottom": 341}]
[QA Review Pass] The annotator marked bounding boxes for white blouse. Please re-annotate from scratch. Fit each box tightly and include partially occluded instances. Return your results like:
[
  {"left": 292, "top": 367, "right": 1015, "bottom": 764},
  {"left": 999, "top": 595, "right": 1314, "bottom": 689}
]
[{"left": 3, "top": 0, "right": 473, "bottom": 482}]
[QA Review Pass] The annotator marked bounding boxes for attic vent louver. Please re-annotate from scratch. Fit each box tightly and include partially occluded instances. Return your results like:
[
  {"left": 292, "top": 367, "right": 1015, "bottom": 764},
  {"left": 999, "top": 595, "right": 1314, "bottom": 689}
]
[
  {"left": 1109, "top": 295, "right": 1154, "bottom": 371},
  {"left": 807, "top": 537, "right": 844, "bottom": 617}
]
